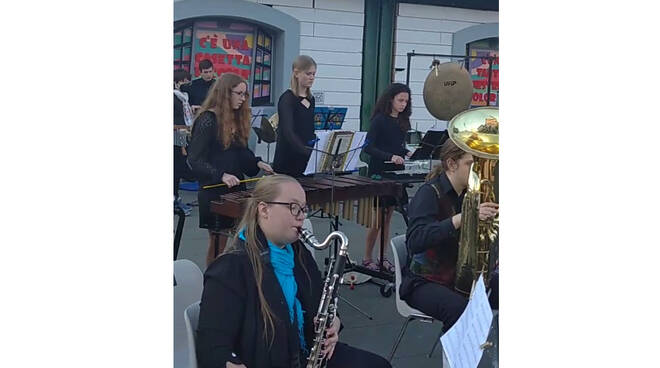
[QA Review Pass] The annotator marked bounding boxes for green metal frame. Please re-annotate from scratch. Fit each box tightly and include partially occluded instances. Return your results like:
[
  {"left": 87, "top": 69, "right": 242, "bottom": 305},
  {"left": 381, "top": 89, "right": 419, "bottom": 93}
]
[
  {"left": 360, "top": 0, "right": 396, "bottom": 132},
  {"left": 360, "top": 0, "right": 497, "bottom": 132}
]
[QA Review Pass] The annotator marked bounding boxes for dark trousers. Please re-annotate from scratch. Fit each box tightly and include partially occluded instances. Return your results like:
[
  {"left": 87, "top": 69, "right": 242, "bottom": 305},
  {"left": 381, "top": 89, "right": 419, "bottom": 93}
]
[
  {"left": 326, "top": 342, "right": 391, "bottom": 368},
  {"left": 403, "top": 282, "right": 468, "bottom": 332},
  {"left": 488, "top": 270, "right": 498, "bottom": 310},
  {"left": 174, "top": 146, "right": 193, "bottom": 197},
  {"left": 404, "top": 276, "right": 499, "bottom": 331}
]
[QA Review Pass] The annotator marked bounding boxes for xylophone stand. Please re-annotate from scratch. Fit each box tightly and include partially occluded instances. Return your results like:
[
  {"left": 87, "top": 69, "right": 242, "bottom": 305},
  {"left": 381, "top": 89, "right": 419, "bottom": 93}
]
[{"left": 322, "top": 153, "right": 375, "bottom": 320}]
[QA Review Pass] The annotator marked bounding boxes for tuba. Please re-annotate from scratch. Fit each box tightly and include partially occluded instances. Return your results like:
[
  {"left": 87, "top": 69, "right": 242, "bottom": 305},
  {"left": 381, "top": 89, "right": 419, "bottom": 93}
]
[
  {"left": 422, "top": 61, "right": 499, "bottom": 295},
  {"left": 447, "top": 107, "right": 499, "bottom": 296}
]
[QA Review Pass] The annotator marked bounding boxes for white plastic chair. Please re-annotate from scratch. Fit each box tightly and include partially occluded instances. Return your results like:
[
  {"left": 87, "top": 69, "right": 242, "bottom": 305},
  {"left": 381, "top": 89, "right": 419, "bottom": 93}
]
[
  {"left": 184, "top": 301, "right": 201, "bottom": 368},
  {"left": 389, "top": 235, "right": 444, "bottom": 361},
  {"left": 174, "top": 260, "right": 203, "bottom": 368}
]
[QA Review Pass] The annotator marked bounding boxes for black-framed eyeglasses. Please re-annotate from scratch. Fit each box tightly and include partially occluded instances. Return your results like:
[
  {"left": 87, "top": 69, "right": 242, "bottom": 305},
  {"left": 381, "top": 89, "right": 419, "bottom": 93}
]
[
  {"left": 231, "top": 90, "right": 249, "bottom": 98},
  {"left": 265, "top": 202, "right": 309, "bottom": 217}
]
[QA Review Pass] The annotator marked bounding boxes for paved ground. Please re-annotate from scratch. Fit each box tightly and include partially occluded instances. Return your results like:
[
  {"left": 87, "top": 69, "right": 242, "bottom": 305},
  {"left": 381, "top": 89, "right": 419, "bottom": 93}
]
[{"left": 174, "top": 181, "right": 497, "bottom": 368}]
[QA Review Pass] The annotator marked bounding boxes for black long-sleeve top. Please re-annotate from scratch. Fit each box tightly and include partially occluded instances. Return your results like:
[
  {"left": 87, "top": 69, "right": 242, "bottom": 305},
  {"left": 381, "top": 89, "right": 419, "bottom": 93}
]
[
  {"left": 181, "top": 77, "right": 215, "bottom": 106},
  {"left": 187, "top": 111, "right": 261, "bottom": 187},
  {"left": 363, "top": 113, "right": 409, "bottom": 176},
  {"left": 196, "top": 228, "right": 324, "bottom": 368},
  {"left": 174, "top": 93, "right": 186, "bottom": 126},
  {"left": 403, "top": 171, "right": 464, "bottom": 289},
  {"left": 272, "top": 90, "right": 316, "bottom": 177}
]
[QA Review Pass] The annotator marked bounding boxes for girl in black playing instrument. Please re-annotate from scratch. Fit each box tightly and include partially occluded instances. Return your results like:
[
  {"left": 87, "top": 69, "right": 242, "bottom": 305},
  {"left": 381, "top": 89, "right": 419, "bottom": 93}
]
[
  {"left": 362, "top": 83, "right": 413, "bottom": 272},
  {"left": 187, "top": 72, "right": 273, "bottom": 266},
  {"left": 272, "top": 55, "right": 317, "bottom": 177},
  {"left": 400, "top": 139, "right": 498, "bottom": 331},
  {"left": 196, "top": 174, "right": 391, "bottom": 368}
]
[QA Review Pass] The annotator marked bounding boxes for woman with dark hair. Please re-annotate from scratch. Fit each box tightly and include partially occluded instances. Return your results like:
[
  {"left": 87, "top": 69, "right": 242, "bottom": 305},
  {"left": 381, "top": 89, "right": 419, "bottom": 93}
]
[
  {"left": 196, "top": 174, "right": 391, "bottom": 368},
  {"left": 362, "top": 83, "right": 413, "bottom": 272},
  {"left": 272, "top": 55, "right": 318, "bottom": 177},
  {"left": 399, "top": 139, "right": 498, "bottom": 331},
  {"left": 187, "top": 72, "right": 274, "bottom": 266}
]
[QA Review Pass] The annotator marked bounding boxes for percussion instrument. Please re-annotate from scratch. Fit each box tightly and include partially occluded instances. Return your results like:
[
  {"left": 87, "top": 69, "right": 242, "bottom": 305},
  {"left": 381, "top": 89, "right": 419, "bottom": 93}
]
[
  {"left": 210, "top": 174, "right": 403, "bottom": 229},
  {"left": 422, "top": 61, "right": 473, "bottom": 121},
  {"left": 447, "top": 106, "right": 499, "bottom": 295}
]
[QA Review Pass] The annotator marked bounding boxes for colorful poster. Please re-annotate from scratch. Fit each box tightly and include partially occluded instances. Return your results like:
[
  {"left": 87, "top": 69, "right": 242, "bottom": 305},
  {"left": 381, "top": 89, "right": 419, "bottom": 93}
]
[
  {"left": 469, "top": 49, "right": 499, "bottom": 107},
  {"left": 194, "top": 29, "right": 254, "bottom": 82}
]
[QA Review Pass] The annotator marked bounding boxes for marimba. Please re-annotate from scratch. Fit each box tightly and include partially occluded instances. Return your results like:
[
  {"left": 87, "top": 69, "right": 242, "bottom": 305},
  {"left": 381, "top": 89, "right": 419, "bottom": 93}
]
[
  {"left": 210, "top": 174, "right": 403, "bottom": 228},
  {"left": 211, "top": 174, "right": 403, "bottom": 293}
]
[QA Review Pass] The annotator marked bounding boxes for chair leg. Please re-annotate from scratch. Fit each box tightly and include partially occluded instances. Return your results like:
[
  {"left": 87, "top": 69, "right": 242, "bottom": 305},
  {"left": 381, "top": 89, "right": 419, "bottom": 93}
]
[
  {"left": 389, "top": 317, "right": 414, "bottom": 362},
  {"left": 428, "top": 328, "right": 444, "bottom": 358}
]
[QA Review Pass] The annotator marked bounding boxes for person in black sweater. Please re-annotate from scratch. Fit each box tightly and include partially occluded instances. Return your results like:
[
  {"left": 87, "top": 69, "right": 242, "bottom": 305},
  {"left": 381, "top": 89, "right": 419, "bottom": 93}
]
[
  {"left": 362, "top": 83, "right": 413, "bottom": 272},
  {"left": 400, "top": 139, "right": 498, "bottom": 331},
  {"left": 181, "top": 59, "right": 216, "bottom": 110},
  {"left": 272, "top": 55, "right": 317, "bottom": 177},
  {"left": 173, "top": 69, "right": 194, "bottom": 213},
  {"left": 188, "top": 72, "right": 273, "bottom": 266},
  {"left": 197, "top": 174, "right": 391, "bottom": 368}
]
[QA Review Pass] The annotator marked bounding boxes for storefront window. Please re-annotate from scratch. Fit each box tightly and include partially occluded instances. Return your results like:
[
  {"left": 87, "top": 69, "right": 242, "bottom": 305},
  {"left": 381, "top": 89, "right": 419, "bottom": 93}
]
[
  {"left": 174, "top": 18, "right": 274, "bottom": 106},
  {"left": 174, "top": 25, "right": 193, "bottom": 73},
  {"left": 467, "top": 38, "right": 499, "bottom": 107},
  {"left": 252, "top": 29, "right": 273, "bottom": 105}
]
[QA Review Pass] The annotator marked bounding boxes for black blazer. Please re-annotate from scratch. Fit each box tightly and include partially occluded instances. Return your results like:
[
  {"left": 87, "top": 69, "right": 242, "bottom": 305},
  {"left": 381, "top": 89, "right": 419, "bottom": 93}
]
[{"left": 197, "top": 228, "right": 324, "bottom": 368}]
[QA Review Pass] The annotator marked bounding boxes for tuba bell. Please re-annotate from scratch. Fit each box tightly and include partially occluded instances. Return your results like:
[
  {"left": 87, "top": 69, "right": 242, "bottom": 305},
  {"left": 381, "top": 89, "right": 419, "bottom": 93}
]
[{"left": 447, "top": 106, "right": 499, "bottom": 296}]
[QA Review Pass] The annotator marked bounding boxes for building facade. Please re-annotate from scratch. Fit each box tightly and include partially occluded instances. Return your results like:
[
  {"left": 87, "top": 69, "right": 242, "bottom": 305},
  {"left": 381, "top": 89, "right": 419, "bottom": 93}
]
[{"left": 174, "top": 0, "right": 498, "bottom": 159}]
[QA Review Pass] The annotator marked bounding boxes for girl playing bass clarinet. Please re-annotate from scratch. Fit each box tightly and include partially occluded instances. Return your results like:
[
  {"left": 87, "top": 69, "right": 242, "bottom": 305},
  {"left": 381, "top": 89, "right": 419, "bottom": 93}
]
[{"left": 196, "top": 174, "right": 390, "bottom": 368}]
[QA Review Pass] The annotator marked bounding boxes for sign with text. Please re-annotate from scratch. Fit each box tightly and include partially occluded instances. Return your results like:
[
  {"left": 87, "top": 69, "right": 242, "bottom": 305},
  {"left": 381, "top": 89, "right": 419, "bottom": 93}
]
[
  {"left": 194, "top": 29, "right": 254, "bottom": 82},
  {"left": 469, "top": 50, "right": 499, "bottom": 107}
]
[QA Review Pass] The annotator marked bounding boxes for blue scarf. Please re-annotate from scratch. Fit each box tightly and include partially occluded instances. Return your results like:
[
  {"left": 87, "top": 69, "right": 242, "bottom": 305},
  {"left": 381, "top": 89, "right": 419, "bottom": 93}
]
[{"left": 238, "top": 230, "right": 307, "bottom": 353}]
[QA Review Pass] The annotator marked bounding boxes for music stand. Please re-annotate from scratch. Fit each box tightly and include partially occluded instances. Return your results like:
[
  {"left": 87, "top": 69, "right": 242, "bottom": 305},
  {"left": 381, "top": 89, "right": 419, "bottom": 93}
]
[
  {"left": 410, "top": 130, "right": 449, "bottom": 171},
  {"left": 325, "top": 107, "right": 347, "bottom": 130},
  {"left": 314, "top": 107, "right": 348, "bottom": 130},
  {"left": 251, "top": 115, "right": 277, "bottom": 163},
  {"left": 305, "top": 139, "right": 375, "bottom": 320}
]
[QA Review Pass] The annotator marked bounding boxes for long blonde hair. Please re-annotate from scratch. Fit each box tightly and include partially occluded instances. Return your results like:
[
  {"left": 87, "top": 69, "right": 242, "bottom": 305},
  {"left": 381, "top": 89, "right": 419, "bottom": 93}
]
[
  {"left": 196, "top": 73, "right": 251, "bottom": 149},
  {"left": 224, "top": 174, "right": 311, "bottom": 346},
  {"left": 289, "top": 55, "right": 317, "bottom": 97}
]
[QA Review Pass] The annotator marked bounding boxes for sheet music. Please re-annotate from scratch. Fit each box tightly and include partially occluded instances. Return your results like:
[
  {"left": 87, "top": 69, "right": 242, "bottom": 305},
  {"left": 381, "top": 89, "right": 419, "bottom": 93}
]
[
  {"left": 440, "top": 275, "right": 493, "bottom": 368},
  {"left": 304, "top": 131, "right": 330, "bottom": 175},
  {"left": 344, "top": 131, "right": 366, "bottom": 171},
  {"left": 303, "top": 131, "right": 366, "bottom": 175}
]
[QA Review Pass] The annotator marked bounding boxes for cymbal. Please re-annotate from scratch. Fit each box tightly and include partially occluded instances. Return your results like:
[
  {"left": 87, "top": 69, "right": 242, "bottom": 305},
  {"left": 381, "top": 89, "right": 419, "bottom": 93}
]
[
  {"left": 423, "top": 62, "right": 473, "bottom": 121},
  {"left": 257, "top": 116, "right": 277, "bottom": 143}
]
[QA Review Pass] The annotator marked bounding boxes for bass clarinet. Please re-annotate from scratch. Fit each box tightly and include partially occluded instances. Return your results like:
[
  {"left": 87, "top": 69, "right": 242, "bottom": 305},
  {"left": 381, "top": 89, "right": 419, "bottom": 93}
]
[{"left": 297, "top": 228, "right": 349, "bottom": 368}]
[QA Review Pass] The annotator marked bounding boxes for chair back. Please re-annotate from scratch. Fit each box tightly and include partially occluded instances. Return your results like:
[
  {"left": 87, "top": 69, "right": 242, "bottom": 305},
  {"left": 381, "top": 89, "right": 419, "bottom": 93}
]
[
  {"left": 390, "top": 235, "right": 430, "bottom": 318},
  {"left": 184, "top": 302, "right": 201, "bottom": 368},
  {"left": 390, "top": 235, "right": 407, "bottom": 299},
  {"left": 174, "top": 260, "right": 203, "bottom": 368}
]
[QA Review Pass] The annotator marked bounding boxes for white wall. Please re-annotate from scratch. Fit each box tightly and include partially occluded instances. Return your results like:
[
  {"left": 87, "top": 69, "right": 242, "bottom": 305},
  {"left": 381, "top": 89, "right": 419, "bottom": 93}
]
[
  {"left": 394, "top": 3, "right": 498, "bottom": 133},
  {"left": 253, "top": 0, "right": 365, "bottom": 133}
]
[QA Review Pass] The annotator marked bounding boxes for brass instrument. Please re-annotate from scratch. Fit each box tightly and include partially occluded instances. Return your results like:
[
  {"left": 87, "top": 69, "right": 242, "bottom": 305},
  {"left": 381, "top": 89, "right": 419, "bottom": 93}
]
[
  {"left": 447, "top": 107, "right": 499, "bottom": 296},
  {"left": 297, "top": 229, "right": 349, "bottom": 368}
]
